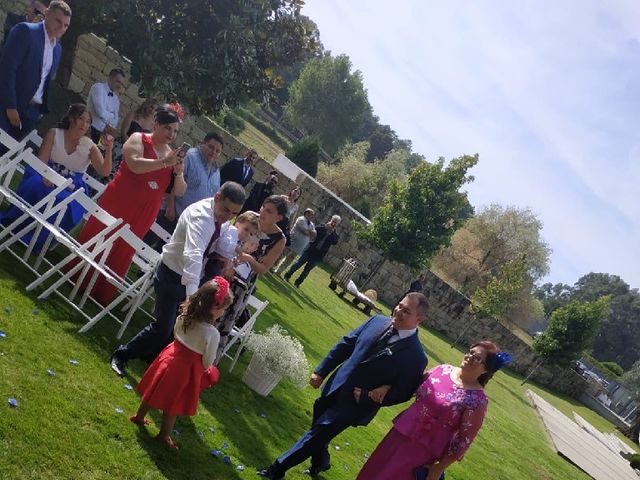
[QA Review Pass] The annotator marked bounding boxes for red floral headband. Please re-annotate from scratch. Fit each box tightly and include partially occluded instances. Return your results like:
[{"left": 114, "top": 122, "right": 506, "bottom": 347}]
[
  {"left": 168, "top": 102, "right": 185, "bottom": 122},
  {"left": 213, "top": 276, "right": 230, "bottom": 305}
]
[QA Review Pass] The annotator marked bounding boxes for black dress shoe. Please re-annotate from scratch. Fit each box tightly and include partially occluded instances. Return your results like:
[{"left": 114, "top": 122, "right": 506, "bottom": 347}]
[
  {"left": 303, "top": 464, "right": 330, "bottom": 477},
  {"left": 256, "top": 467, "right": 284, "bottom": 479},
  {"left": 110, "top": 353, "right": 127, "bottom": 377}
]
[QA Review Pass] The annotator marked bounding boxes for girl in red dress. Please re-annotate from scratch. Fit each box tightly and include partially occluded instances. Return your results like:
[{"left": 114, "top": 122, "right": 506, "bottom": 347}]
[
  {"left": 129, "top": 276, "right": 233, "bottom": 449},
  {"left": 76, "top": 104, "right": 187, "bottom": 304}
]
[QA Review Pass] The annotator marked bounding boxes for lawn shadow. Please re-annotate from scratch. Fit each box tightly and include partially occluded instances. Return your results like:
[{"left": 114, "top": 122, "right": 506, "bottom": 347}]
[
  {"left": 260, "top": 273, "right": 326, "bottom": 313},
  {"left": 197, "top": 363, "right": 317, "bottom": 473}
]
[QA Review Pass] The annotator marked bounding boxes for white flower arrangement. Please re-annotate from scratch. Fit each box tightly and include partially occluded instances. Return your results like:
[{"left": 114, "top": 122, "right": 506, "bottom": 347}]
[{"left": 245, "top": 324, "right": 310, "bottom": 388}]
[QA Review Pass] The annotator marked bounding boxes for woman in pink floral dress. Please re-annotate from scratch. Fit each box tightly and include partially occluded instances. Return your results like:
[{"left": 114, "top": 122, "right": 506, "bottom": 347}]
[{"left": 356, "top": 341, "right": 512, "bottom": 480}]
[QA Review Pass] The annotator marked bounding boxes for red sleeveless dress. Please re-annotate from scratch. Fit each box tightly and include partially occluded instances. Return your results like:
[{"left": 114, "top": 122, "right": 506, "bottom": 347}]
[{"left": 76, "top": 133, "right": 172, "bottom": 304}]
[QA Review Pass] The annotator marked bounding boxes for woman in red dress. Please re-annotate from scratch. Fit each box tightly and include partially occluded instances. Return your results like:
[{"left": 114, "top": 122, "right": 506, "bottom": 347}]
[
  {"left": 76, "top": 104, "right": 187, "bottom": 304},
  {"left": 130, "top": 277, "right": 232, "bottom": 449}
]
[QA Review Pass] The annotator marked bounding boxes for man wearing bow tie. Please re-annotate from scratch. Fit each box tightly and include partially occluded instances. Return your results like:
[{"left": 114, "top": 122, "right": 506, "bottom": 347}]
[
  {"left": 86, "top": 67, "right": 125, "bottom": 143},
  {"left": 258, "top": 292, "right": 428, "bottom": 479}
]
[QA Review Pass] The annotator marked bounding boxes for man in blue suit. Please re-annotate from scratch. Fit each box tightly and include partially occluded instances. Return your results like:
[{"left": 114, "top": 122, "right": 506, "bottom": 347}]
[
  {"left": 257, "top": 292, "right": 429, "bottom": 479},
  {"left": 0, "top": 1, "right": 71, "bottom": 140}
]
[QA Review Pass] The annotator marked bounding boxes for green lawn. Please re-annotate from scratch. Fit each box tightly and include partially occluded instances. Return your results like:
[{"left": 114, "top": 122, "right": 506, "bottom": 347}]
[
  {"left": 0, "top": 253, "right": 636, "bottom": 480},
  {"left": 235, "top": 121, "right": 288, "bottom": 163}
]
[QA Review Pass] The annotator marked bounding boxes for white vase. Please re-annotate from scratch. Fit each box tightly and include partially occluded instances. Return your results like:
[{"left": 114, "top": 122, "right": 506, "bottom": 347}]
[{"left": 243, "top": 353, "right": 284, "bottom": 396}]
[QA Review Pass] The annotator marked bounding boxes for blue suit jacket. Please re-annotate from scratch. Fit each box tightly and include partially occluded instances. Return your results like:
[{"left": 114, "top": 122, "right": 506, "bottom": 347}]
[
  {"left": 0, "top": 21, "right": 61, "bottom": 115},
  {"left": 314, "top": 314, "right": 428, "bottom": 426}
]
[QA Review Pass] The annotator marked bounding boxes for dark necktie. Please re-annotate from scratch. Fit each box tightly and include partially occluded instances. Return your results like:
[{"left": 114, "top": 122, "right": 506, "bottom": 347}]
[
  {"left": 367, "top": 325, "right": 398, "bottom": 358},
  {"left": 204, "top": 221, "right": 222, "bottom": 260}
]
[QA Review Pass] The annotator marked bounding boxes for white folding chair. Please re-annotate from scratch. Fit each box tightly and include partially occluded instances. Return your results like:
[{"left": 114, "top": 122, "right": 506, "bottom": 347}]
[
  {"left": 82, "top": 172, "right": 107, "bottom": 200},
  {"left": 220, "top": 295, "right": 269, "bottom": 371},
  {"left": 77, "top": 227, "right": 161, "bottom": 338}
]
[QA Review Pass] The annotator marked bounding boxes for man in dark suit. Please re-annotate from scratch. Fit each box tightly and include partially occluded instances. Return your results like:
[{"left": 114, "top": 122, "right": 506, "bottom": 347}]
[
  {"left": 0, "top": 1, "right": 71, "bottom": 140},
  {"left": 2, "top": 1, "right": 48, "bottom": 46},
  {"left": 257, "top": 292, "right": 429, "bottom": 479},
  {"left": 220, "top": 148, "right": 257, "bottom": 187},
  {"left": 284, "top": 215, "right": 341, "bottom": 287},
  {"left": 239, "top": 169, "right": 278, "bottom": 213}
]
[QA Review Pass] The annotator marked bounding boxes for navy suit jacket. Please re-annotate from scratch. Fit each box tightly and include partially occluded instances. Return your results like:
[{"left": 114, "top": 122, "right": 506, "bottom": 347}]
[
  {"left": 0, "top": 21, "right": 61, "bottom": 115},
  {"left": 220, "top": 158, "right": 254, "bottom": 187},
  {"left": 314, "top": 314, "right": 428, "bottom": 426}
]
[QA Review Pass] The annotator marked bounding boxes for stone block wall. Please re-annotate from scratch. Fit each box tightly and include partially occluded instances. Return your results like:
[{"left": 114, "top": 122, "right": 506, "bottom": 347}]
[{"left": 0, "top": 15, "right": 587, "bottom": 399}]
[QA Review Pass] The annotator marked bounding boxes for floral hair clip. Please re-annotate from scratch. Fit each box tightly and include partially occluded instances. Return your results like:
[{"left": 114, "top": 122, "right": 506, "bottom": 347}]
[
  {"left": 212, "top": 276, "right": 230, "bottom": 305},
  {"left": 495, "top": 351, "right": 513, "bottom": 371},
  {"left": 168, "top": 102, "right": 185, "bottom": 122}
]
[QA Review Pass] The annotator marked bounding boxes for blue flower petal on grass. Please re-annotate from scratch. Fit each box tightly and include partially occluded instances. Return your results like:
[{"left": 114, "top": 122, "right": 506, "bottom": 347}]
[
  {"left": 69, "top": 359, "right": 79, "bottom": 366},
  {"left": 223, "top": 456, "right": 232, "bottom": 465},
  {"left": 8, "top": 398, "right": 18, "bottom": 408},
  {"left": 210, "top": 449, "right": 222, "bottom": 457},
  {"left": 0, "top": 331, "right": 6, "bottom": 338},
  {"left": 124, "top": 384, "right": 133, "bottom": 390},
  {"left": 114, "top": 407, "right": 123, "bottom": 414},
  {"left": 222, "top": 441, "right": 229, "bottom": 449},
  {"left": 46, "top": 369, "right": 55, "bottom": 376},
  {"left": 236, "top": 465, "right": 245, "bottom": 471}
]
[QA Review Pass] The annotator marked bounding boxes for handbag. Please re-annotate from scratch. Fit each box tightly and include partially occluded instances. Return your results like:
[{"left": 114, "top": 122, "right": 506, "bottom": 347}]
[{"left": 414, "top": 465, "right": 445, "bottom": 480}]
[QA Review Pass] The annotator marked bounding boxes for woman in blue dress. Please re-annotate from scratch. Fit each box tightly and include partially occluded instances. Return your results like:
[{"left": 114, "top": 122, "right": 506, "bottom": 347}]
[{"left": 0, "top": 103, "right": 113, "bottom": 250}]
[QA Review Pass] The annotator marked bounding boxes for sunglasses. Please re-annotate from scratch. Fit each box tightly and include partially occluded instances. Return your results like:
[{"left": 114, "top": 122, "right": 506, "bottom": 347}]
[{"left": 465, "top": 350, "right": 485, "bottom": 364}]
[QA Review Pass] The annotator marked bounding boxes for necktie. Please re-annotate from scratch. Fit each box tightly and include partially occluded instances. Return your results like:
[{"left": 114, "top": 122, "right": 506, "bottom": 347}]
[
  {"left": 367, "top": 325, "right": 398, "bottom": 358},
  {"left": 204, "top": 221, "right": 222, "bottom": 260}
]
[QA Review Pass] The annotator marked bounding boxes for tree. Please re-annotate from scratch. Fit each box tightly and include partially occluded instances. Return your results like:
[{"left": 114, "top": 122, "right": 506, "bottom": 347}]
[
  {"left": 62, "top": 1, "right": 320, "bottom": 114},
  {"left": 283, "top": 54, "right": 374, "bottom": 154},
  {"left": 359, "top": 155, "right": 477, "bottom": 269},
  {"left": 431, "top": 204, "right": 551, "bottom": 297},
  {"left": 469, "top": 258, "right": 527, "bottom": 320},
  {"left": 316, "top": 143, "right": 410, "bottom": 218},
  {"left": 286, "top": 137, "right": 322, "bottom": 177},
  {"left": 533, "top": 298, "right": 610, "bottom": 368},
  {"left": 569, "top": 273, "right": 640, "bottom": 370},
  {"left": 521, "top": 297, "right": 610, "bottom": 385},
  {"left": 366, "top": 124, "right": 397, "bottom": 162},
  {"left": 534, "top": 282, "right": 573, "bottom": 317}
]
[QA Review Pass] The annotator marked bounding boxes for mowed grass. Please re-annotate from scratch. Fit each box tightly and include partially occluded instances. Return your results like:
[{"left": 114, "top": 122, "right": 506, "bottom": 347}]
[
  {"left": 0, "top": 253, "right": 636, "bottom": 480},
  {"left": 235, "top": 121, "right": 289, "bottom": 163}
]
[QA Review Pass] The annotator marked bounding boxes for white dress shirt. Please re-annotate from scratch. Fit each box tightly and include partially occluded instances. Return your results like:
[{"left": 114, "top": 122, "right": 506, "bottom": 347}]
[
  {"left": 86, "top": 82, "right": 120, "bottom": 131},
  {"left": 174, "top": 316, "right": 220, "bottom": 368},
  {"left": 389, "top": 327, "right": 418, "bottom": 345},
  {"left": 32, "top": 26, "right": 56, "bottom": 105},
  {"left": 161, "top": 197, "right": 226, "bottom": 296}
]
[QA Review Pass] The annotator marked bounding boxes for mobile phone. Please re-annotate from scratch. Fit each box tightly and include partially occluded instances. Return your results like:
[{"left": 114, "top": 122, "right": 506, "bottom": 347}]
[{"left": 178, "top": 142, "right": 191, "bottom": 154}]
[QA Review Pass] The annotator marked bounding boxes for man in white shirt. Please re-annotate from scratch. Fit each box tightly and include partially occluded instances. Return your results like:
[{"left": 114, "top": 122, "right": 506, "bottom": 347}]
[
  {"left": 86, "top": 68, "right": 125, "bottom": 143},
  {"left": 110, "top": 181, "right": 246, "bottom": 377}
]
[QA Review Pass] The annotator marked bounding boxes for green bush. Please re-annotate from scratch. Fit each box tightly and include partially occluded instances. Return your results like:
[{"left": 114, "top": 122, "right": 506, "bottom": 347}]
[
  {"left": 223, "top": 111, "right": 246, "bottom": 135},
  {"left": 630, "top": 453, "right": 640, "bottom": 469},
  {"left": 601, "top": 361, "right": 624, "bottom": 377},
  {"left": 286, "top": 137, "right": 321, "bottom": 177}
]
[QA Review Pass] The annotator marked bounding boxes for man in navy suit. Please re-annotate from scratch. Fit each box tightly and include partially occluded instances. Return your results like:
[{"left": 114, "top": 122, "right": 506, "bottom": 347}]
[
  {"left": 220, "top": 148, "right": 257, "bottom": 187},
  {"left": 257, "top": 292, "right": 429, "bottom": 479},
  {"left": 0, "top": 0, "right": 71, "bottom": 140}
]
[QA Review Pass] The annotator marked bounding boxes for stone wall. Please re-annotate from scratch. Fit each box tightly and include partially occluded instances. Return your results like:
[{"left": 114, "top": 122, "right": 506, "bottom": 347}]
[{"left": 0, "top": 15, "right": 587, "bottom": 399}]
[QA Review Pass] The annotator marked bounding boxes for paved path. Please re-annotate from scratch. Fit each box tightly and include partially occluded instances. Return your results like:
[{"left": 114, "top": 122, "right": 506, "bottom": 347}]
[{"left": 527, "top": 390, "right": 638, "bottom": 480}]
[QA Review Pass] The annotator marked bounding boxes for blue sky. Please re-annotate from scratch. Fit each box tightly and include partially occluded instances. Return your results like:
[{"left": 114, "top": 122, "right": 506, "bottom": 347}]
[{"left": 303, "top": 0, "right": 640, "bottom": 289}]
